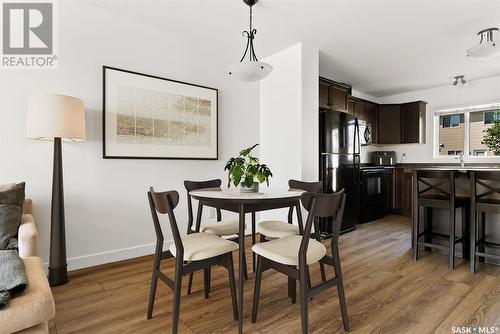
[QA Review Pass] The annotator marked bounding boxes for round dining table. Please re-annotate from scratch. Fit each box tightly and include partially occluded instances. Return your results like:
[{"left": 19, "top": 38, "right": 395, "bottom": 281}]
[{"left": 189, "top": 188, "right": 305, "bottom": 334}]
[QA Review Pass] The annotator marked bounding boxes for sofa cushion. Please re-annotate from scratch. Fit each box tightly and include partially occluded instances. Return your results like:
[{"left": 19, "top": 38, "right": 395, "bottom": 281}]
[
  {"left": 0, "top": 257, "right": 55, "bottom": 334},
  {"left": 0, "top": 183, "right": 25, "bottom": 250}
]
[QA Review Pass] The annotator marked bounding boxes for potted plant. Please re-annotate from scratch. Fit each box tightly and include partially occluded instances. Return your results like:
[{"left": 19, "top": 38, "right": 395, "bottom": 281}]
[{"left": 224, "top": 144, "right": 273, "bottom": 193}]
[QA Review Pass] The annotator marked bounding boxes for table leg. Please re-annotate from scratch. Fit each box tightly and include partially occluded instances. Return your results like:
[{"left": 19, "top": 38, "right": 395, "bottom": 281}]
[
  {"left": 238, "top": 204, "right": 245, "bottom": 334},
  {"left": 295, "top": 200, "right": 304, "bottom": 235}
]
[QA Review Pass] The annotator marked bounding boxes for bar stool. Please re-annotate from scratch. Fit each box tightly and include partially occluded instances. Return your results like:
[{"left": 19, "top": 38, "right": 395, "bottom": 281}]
[
  {"left": 412, "top": 170, "right": 469, "bottom": 269},
  {"left": 469, "top": 171, "right": 500, "bottom": 273}
]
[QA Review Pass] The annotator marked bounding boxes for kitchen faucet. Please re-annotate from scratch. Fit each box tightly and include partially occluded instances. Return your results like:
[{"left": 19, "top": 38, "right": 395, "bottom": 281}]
[{"left": 455, "top": 153, "right": 465, "bottom": 168}]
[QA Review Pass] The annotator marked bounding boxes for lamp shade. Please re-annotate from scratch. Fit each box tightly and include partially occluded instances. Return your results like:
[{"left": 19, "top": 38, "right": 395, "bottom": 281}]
[
  {"left": 228, "top": 61, "right": 273, "bottom": 82},
  {"left": 27, "top": 94, "right": 86, "bottom": 141}
]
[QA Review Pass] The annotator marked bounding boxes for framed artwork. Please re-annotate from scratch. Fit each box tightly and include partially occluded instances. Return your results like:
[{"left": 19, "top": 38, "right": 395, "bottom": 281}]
[{"left": 102, "top": 66, "right": 218, "bottom": 160}]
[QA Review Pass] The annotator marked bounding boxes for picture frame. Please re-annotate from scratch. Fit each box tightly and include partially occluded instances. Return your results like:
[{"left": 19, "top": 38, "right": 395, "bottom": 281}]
[{"left": 102, "top": 66, "right": 218, "bottom": 160}]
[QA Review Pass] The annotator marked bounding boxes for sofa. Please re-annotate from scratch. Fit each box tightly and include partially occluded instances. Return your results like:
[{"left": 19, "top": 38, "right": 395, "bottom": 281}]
[{"left": 0, "top": 184, "right": 55, "bottom": 334}]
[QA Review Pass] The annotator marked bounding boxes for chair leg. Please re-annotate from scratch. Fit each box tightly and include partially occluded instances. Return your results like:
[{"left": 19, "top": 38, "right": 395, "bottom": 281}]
[
  {"left": 203, "top": 268, "right": 210, "bottom": 299},
  {"left": 424, "top": 207, "right": 432, "bottom": 252},
  {"left": 187, "top": 272, "right": 194, "bottom": 295},
  {"left": 172, "top": 259, "right": 183, "bottom": 334},
  {"left": 333, "top": 245, "right": 350, "bottom": 331},
  {"left": 290, "top": 278, "right": 296, "bottom": 304},
  {"left": 242, "top": 246, "right": 249, "bottom": 280},
  {"left": 469, "top": 210, "right": 477, "bottom": 273},
  {"left": 146, "top": 269, "right": 158, "bottom": 319},
  {"left": 462, "top": 205, "right": 470, "bottom": 260},
  {"left": 479, "top": 212, "right": 486, "bottom": 263},
  {"left": 299, "top": 267, "right": 309, "bottom": 334},
  {"left": 307, "top": 266, "right": 313, "bottom": 301},
  {"left": 227, "top": 253, "right": 239, "bottom": 321},
  {"left": 412, "top": 205, "right": 420, "bottom": 261},
  {"left": 252, "top": 212, "right": 256, "bottom": 273},
  {"left": 147, "top": 245, "right": 162, "bottom": 319},
  {"left": 251, "top": 255, "right": 263, "bottom": 323},
  {"left": 320, "top": 262, "right": 326, "bottom": 282},
  {"left": 449, "top": 207, "right": 456, "bottom": 269}
]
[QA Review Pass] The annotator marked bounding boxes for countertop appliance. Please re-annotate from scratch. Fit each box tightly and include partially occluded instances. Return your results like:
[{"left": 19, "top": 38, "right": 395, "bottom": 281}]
[
  {"left": 319, "top": 110, "right": 365, "bottom": 236},
  {"left": 372, "top": 151, "right": 396, "bottom": 166}
]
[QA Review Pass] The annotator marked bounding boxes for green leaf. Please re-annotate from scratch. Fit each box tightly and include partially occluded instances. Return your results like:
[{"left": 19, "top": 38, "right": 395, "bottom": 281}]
[{"left": 239, "top": 143, "right": 259, "bottom": 157}]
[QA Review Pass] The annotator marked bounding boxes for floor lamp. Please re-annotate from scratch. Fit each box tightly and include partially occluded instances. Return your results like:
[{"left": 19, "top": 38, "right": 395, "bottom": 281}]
[{"left": 27, "top": 94, "right": 86, "bottom": 286}]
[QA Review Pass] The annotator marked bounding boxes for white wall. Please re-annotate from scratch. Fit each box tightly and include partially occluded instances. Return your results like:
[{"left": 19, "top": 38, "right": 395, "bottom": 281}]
[
  {"left": 259, "top": 42, "right": 319, "bottom": 220},
  {"left": 365, "top": 75, "right": 500, "bottom": 163},
  {"left": 0, "top": 2, "right": 259, "bottom": 270}
]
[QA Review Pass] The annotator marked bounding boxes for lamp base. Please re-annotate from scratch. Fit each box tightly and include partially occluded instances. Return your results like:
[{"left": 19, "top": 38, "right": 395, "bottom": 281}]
[{"left": 48, "top": 265, "right": 68, "bottom": 286}]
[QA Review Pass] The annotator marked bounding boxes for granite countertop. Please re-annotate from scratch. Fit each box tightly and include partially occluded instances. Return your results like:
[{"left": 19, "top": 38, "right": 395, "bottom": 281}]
[{"left": 394, "top": 163, "right": 500, "bottom": 172}]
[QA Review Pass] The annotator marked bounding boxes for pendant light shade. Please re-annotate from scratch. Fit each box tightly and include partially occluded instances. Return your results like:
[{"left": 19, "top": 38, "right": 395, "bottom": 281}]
[
  {"left": 466, "top": 28, "right": 500, "bottom": 59},
  {"left": 229, "top": 61, "right": 273, "bottom": 82},
  {"left": 228, "top": 0, "right": 272, "bottom": 82}
]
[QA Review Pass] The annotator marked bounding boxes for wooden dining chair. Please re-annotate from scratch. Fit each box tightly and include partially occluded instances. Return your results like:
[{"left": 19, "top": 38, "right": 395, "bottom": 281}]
[
  {"left": 251, "top": 190, "right": 350, "bottom": 334},
  {"left": 257, "top": 179, "right": 326, "bottom": 281},
  {"left": 184, "top": 179, "right": 250, "bottom": 295},
  {"left": 146, "top": 188, "right": 238, "bottom": 334}
]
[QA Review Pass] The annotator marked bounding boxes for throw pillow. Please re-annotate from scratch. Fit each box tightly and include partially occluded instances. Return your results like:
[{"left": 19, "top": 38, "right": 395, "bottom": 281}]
[{"left": 0, "top": 183, "right": 25, "bottom": 250}]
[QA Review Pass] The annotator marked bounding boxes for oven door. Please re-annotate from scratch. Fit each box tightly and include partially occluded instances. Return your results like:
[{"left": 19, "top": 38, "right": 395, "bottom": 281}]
[{"left": 361, "top": 169, "right": 385, "bottom": 203}]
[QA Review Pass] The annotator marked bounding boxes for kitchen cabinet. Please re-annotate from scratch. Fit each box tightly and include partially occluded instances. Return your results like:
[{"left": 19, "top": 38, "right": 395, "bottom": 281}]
[
  {"left": 378, "top": 104, "right": 402, "bottom": 144},
  {"left": 401, "top": 101, "right": 426, "bottom": 144},
  {"left": 319, "top": 81, "right": 330, "bottom": 109},
  {"left": 385, "top": 168, "right": 395, "bottom": 212},
  {"left": 364, "top": 103, "right": 378, "bottom": 144},
  {"left": 395, "top": 168, "right": 412, "bottom": 217},
  {"left": 354, "top": 100, "right": 365, "bottom": 120},
  {"left": 347, "top": 99, "right": 355, "bottom": 115},
  {"left": 319, "top": 77, "right": 351, "bottom": 112}
]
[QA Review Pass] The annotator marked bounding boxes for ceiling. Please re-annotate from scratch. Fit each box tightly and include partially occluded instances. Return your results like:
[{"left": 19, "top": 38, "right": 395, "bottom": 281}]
[{"left": 86, "top": 0, "right": 500, "bottom": 97}]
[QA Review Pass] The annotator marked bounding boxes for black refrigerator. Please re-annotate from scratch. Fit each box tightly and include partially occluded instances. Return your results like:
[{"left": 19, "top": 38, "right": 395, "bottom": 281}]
[{"left": 319, "top": 110, "right": 362, "bottom": 236}]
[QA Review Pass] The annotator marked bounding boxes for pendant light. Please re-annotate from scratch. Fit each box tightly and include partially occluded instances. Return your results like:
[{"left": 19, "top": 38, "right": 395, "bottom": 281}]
[
  {"left": 228, "top": 0, "right": 273, "bottom": 82},
  {"left": 466, "top": 27, "right": 500, "bottom": 58}
]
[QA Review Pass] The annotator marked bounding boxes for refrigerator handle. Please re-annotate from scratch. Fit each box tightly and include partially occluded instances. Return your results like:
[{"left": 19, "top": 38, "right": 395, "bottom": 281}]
[{"left": 353, "top": 118, "right": 361, "bottom": 184}]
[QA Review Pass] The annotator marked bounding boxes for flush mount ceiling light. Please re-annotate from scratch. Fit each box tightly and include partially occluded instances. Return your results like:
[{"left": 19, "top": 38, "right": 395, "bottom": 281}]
[
  {"left": 466, "top": 27, "right": 500, "bottom": 58},
  {"left": 453, "top": 75, "right": 467, "bottom": 86},
  {"left": 228, "top": 0, "right": 272, "bottom": 82}
]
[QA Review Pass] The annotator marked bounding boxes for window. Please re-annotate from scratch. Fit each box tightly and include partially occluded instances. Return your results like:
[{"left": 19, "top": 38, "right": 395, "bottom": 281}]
[
  {"left": 441, "top": 114, "right": 462, "bottom": 128},
  {"left": 484, "top": 110, "right": 500, "bottom": 124},
  {"left": 473, "top": 149, "right": 487, "bottom": 156},
  {"left": 435, "top": 103, "right": 500, "bottom": 159}
]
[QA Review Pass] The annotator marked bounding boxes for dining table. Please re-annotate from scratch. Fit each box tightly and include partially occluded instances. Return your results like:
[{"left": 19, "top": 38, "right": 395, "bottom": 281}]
[{"left": 189, "top": 188, "right": 305, "bottom": 334}]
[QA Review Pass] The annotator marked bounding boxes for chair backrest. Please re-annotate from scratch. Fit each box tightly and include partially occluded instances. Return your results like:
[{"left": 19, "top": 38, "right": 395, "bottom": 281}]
[
  {"left": 415, "top": 170, "right": 458, "bottom": 201},
  {"left": 471, "top": 171, "right": 500, "bottom": 203},
  {"left": 148, "top": 187, "right": 184, "bottom": 256},
  {"left": 184, "top": 179, "right": 222, "bottom": 232},
  {"left": 289, "top": 179, "right": 323, "bottom": 193},
  {"left": 299, "top": 190, "right": 346, "bottom": 265}
]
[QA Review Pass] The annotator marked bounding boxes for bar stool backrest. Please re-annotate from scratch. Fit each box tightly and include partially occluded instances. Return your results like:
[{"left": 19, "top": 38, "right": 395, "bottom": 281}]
[
  {"left": 184, "top": 179, "right": 222, "bottom": 232},
  {"left": 148, "top": 188, "right": 184, "bottom": 258},
  {"left": 416, "top": 170, "right": 458, "bottom": 200},
  {"left": 471, "top": 171, "right": 500, "bottom": 203}
]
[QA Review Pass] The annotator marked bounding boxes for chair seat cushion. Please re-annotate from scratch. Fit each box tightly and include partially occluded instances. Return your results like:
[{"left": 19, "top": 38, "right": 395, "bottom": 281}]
[
  {"left": 169, "top": 233, "right": 238, "bottom": 261},
  {"left": 0, "top": 257, "right": 55, "bottom": 334},
  {"left": 200, "top": 219, "right": 245, "bottom": 236},
  {"left": 252, "top": 235, "right": 326, "bottom": 266},
  {"left": 257, "top": 220, "right": 300, "bottom": 238}
]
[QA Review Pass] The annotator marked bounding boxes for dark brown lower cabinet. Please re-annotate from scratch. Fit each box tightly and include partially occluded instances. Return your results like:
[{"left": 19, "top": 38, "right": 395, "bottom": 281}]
[
  {"left": 385, "top": 168, "right": 394, "bottom": 212},
  {"left": 395, "top": 168, "right": 412, "bottom": 217}
]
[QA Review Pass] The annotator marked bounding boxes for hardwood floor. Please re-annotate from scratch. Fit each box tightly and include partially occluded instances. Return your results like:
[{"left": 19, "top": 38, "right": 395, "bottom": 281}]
[{"left": 49, "top": 215, "right": 500, "bottom": 333}]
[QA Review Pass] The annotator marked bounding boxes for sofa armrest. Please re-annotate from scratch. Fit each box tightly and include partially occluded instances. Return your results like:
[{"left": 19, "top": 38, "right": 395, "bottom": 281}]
[
  {"left": 18, "top": 214, "right": 38, "bottom": 258},
  {"left": 23, "top": 198, "right": 33, "bottom": 215}
]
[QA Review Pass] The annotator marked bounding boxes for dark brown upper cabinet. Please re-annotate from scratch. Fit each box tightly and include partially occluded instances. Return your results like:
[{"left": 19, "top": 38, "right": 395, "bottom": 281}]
[
  {"left": 319, "top": 77, "right": 351, "bottom": 112},
  {"left": 354, "top": 100, "right": 365, "bottom": 120},
  {"left": 319, "top": 81, "right": 330, "bottom": 109},
  {"left": 378, "top": 104, "right": 402, "bottom": 144},
  {"left": 347, "top": 99, "right": 355, "bottom": 115},
  {"left": 364, "top": 103, "right": 378, "bottom": 144},
  {"left": 401, "top": 101, "right": 426, "bottom": 144}
]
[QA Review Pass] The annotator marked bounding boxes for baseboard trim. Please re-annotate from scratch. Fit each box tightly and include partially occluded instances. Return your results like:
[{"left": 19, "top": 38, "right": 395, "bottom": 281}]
[{"left": 42, "top": 241, "right": 165, "bottom": 272}]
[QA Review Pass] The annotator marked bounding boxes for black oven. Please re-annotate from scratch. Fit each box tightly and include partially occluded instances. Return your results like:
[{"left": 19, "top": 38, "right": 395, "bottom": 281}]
[{"left": 360, "top": 167, "right": 386, "bottom": 223}]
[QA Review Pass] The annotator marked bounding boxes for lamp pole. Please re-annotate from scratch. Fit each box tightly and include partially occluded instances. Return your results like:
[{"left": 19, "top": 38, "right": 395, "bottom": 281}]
[{"left": 49, "top": 137, "right": 68, "bottom": 286}]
